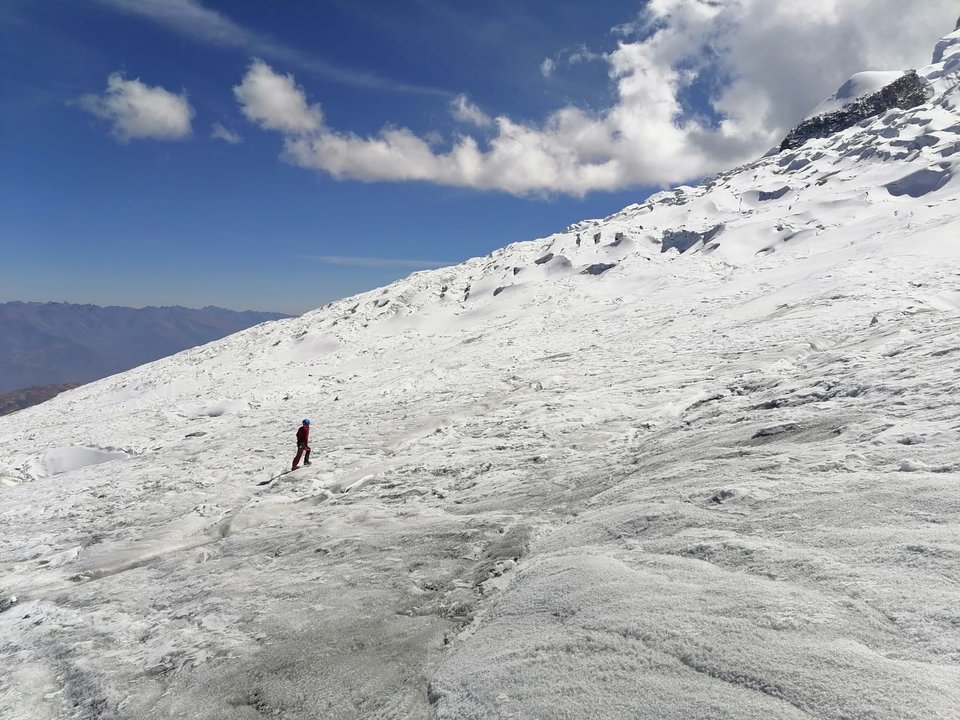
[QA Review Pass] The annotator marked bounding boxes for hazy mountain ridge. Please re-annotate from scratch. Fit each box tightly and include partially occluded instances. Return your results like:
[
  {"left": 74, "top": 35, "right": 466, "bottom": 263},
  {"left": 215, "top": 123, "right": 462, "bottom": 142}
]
[
  {"left": 0, "top": 385, "right": 82, "bottom": 418},
  {"left": 2, "top": 24, "right": 960, "bottom": 720},
  {"left": 0, "top": 301, "right": 290, "bottom": 393}
]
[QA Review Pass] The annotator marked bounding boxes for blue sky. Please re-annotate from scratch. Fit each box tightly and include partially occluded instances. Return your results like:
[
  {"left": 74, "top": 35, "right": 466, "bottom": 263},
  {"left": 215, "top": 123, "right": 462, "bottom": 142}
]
[{"left": 1, "top": 1, "right": 955, "bottom": 314}]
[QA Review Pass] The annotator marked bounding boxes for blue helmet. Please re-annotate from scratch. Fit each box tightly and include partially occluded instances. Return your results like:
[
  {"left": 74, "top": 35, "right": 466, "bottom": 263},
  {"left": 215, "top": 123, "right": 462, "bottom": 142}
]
[{"left": 302, "top": 419, "right": 310, "bottom": 426}]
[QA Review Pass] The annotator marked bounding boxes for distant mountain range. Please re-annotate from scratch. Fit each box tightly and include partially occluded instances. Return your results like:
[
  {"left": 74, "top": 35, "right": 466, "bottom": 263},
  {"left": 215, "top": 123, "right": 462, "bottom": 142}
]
[
  {"left": 0, "top": 301, "right": 290, "bottom": 396},
  {"left": 0, "top": 383, "right": 82, "bottom": 417}
]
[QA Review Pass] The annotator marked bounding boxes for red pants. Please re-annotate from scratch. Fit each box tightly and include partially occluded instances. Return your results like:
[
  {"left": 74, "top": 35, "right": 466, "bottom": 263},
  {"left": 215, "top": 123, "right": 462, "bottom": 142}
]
[{"left": 292, "top": 444, "right": 311, "bottom": 469}]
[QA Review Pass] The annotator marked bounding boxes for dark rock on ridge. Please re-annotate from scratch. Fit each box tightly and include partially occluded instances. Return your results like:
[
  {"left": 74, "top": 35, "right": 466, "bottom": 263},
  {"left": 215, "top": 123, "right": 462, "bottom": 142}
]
[
  {"left": 780, "top": 71, "right": 932, "bottom": 151},
  {"left": 661, "top": 225, "right": 725, "bottom": 254},
  {"left": 581, "top": 263, "right": 617, "bottom": 276}
]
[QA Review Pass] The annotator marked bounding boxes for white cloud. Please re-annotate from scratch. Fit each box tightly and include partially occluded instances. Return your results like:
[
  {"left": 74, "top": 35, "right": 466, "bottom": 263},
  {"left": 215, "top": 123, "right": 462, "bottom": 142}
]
[
  {"left": 98, "top": 0, "right": 249, "bottom": 47},
  {"left": 78, "top": 73, "right": 194, "bottom": 142},
  {"left": 567, "top": 45, "right": 604, "bottom": 66},
  {"left": 234, "top": 59, "right": 323, "bottom": 134},
  {"left": 97, "top": 0, "right": 449, "bottom": 97},
  {"left": 541, "top": 45, "right": 604, "bottom": 79},
  {"left": 451, "top": 95, "right": 492, "bottom": 127},
  {"left": 211, "top": 122, "right": 242, "bottom": 144},
  {"left": 242, "top": 2, "right": 959, "bottom": 196},
  {"left": 610, "top": 21, "right": 639, "bottom": 38}
]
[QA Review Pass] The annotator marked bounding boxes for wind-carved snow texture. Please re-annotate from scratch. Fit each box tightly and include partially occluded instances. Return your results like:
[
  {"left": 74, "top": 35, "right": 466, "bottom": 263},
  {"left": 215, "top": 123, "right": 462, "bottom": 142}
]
[{"left": 3, "top": 27, "right": 960, "bottom": 720}]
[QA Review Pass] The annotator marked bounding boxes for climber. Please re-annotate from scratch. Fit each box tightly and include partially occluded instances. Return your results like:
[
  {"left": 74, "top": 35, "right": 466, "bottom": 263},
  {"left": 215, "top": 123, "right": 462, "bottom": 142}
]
[{"left": 292, "top": 419, "right": 311, "bottom": 470}]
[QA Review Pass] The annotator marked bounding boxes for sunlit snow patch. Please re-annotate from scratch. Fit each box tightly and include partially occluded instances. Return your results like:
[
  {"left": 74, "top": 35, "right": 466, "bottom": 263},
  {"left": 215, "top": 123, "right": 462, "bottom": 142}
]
[
  {"left": 182, "top": 399, "right": 246, "bottom": 418},
  {"left": 282, "top": 333, "right": 342, "bottom": 362},
  {"left": 40, "top": 447, "right": 128, "bottom": 476},
  {"left": 923, "top": 291, "right": 960, "bottom": 311}
]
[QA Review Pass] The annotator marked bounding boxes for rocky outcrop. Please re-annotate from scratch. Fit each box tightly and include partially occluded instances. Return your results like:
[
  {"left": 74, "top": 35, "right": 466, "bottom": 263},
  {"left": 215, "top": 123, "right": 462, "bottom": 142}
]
[
  {"left": 580, "top": 263, "right": 617, "bottom": 275},
  {"left": 780, "top": 71, "right": 931, "bottom": 151},
  {"left": 661, "top": 225, "right": 725, "bottom": 254}
]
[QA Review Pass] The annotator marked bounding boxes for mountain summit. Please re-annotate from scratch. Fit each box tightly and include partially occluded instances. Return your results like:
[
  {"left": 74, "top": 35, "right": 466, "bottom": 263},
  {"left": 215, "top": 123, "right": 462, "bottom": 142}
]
[{"left": 2, "top": 25, "right": 960, "bottom": 720}]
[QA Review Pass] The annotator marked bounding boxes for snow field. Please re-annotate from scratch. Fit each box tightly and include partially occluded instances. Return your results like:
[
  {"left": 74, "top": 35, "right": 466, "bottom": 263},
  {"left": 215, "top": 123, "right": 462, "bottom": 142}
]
[{"left": 2, "top": 27, "right": 960, "bottom": 720}]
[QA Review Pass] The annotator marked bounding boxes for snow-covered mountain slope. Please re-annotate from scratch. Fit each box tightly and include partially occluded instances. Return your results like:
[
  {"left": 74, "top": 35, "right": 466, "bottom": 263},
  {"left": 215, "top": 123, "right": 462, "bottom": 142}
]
[{"left": 3, "top": 27, "right": 960, "bottom": 720}]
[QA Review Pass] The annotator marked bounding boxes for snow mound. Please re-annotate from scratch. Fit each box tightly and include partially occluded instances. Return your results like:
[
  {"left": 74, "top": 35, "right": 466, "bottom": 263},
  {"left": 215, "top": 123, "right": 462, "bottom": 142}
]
[
  {"left": 181, "top": 399, "right": 246, "bottom": 418},
  {"left": 279, "top": 333, "right": 341, "bottom": 362},
  {"left": 886, "top": 165, "right": 954, "bottom": 197},
  {"left": 39, "top": 446, "right": 128, "bottom": 476}
]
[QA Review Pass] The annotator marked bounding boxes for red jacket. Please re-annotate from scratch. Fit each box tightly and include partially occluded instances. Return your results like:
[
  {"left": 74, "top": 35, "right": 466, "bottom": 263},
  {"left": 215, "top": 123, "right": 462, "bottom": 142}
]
[{"left": 296, "top": 425, "right": 310, "bottom": 446}]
